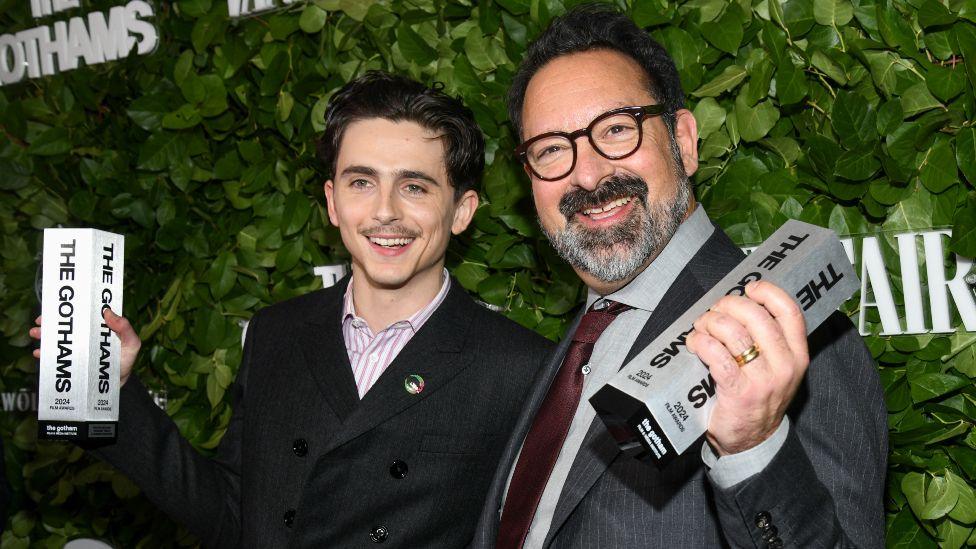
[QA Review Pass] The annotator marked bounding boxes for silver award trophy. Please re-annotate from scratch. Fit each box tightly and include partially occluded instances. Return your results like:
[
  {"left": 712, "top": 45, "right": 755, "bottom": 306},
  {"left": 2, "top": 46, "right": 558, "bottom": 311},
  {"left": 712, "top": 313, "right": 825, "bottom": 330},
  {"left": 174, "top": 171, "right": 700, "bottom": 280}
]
[
  {"left": 38, "top": 228, "right": 124, "bottom": 441},
  {"left": 590, "top": 220, "right": 859, "bottom": 468}
]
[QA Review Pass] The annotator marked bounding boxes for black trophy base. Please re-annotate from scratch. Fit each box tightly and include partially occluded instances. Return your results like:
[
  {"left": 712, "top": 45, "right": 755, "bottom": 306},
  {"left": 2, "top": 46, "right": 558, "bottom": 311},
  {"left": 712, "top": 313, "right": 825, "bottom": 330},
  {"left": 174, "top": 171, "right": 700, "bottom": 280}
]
[{"left": 38, "top": 420, "right": 117, "bottom": 442}]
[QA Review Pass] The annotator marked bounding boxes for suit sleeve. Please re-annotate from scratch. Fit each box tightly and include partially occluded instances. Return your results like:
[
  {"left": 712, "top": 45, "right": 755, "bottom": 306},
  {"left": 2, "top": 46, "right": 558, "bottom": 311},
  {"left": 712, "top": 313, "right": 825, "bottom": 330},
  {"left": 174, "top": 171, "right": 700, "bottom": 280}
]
[
  {"left": 89, "top": 311, "right": 262, "bottom": 549},
  {"left": 709, "top": 313, "right": 888, "bottom": 549}
]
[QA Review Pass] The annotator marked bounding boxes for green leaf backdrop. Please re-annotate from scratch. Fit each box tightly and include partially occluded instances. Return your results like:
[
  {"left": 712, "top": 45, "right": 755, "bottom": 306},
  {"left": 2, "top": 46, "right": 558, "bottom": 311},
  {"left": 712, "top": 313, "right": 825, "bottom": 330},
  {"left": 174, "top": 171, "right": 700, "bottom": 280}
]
[{"left": 1, "top": 0, "right": 975, "bottom": 546}]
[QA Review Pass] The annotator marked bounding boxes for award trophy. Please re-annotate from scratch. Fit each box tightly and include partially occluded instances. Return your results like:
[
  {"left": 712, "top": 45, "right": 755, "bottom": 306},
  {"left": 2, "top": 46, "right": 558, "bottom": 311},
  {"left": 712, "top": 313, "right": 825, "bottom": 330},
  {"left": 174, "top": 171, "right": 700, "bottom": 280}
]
[
  {"left": 38, "top": 228, "right": 124, "bottom": 441},
  {"left": 590, "top": 220, "right": 858, "bottom": 468}
]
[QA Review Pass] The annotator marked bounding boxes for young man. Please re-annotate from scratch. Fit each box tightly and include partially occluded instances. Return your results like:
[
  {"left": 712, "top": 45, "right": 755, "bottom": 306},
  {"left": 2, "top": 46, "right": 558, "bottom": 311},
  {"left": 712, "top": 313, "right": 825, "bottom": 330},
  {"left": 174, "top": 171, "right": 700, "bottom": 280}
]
[
  {"left": 32, "top": 72, "right": 552, "bottom": 548},
  {"left": 472, "top": 6, "right": 887, "bottom": 548}
]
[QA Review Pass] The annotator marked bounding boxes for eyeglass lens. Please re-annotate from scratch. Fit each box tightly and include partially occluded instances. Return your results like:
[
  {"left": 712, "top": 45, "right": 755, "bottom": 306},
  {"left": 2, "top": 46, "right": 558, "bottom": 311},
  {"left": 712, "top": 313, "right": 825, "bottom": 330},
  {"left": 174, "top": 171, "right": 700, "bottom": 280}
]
[{"left": 525, "top": 112, "right": 642, "bottom": 179}]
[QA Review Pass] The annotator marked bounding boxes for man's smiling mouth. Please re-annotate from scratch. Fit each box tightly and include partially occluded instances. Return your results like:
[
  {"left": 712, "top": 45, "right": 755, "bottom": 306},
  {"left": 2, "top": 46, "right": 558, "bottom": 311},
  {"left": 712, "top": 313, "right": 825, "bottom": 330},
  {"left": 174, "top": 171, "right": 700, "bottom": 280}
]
[
  {"left": 581, "top": 196, "right": 633, "bottom": 219},
  {"left": 367, "top": 236, "right": 415, "bottom": 248}
]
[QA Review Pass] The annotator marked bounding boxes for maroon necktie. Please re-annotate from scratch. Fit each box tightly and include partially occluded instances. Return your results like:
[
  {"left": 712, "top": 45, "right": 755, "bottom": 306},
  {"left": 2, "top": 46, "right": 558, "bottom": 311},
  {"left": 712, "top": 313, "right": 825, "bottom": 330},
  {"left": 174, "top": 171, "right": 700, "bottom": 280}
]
[{"left": 497, "top": 300, "right": 633, "bottom": 549}]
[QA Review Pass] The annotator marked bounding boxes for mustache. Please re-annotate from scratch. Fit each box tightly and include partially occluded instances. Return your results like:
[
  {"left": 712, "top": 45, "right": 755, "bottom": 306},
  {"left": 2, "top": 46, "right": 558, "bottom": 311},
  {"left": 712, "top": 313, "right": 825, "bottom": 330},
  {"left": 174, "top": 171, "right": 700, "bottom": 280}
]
[
  {"left": 359, "top": 225, "right": 420, "bottom": 239},
  {"left": 558, "top": 175, "right": 649, "bottom": 219}
]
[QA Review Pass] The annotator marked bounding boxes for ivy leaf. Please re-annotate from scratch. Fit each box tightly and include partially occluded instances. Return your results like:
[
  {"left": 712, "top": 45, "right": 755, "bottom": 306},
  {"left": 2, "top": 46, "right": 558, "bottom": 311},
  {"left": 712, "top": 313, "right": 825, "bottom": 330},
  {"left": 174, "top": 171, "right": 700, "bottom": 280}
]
[
  {"left": 692, "top": 65, "right": 747, "bottom": 97},
  {"left": 920, "top": 475, "right": 958, "bottom": 520},
  {"left": 919, "top": 140, "right": 957, "bottom": 193},
  {"left": 949, "top": 195, "right": 976, "bottom": 257},
  {"left": 948, "top": 471, "right": 976, "bottom": 524},
  {"left": 207, "top": 251, "right": 238, "bottom": 300},
  {"left": 813, "top": 0, "right": 854, "bottom": 27},
  {"left": 956, "top": 127, "right": 976, "bottom": 185},
  {"left": 926, "top": 63, "right": 967, "bottom": 102},
  {"left": 901, "top": 83, "right": 943, "bottom": 117},
  {"left": 734, "top": 96, "right": 779, "bottom": 142},
  {"left": 831, "top": 91, "right": 877, "bottom": 149},
  {"left": 397, "top": 25, "right": 437, "bottom": 66},
  {"left": 465, "top": 28, "right": 496, "bottom": 71},
  {"left": 27, "top": 128, "right": 71, "bottom": 156},
  {"left": 701, "top": 7, "right": 744, "bottom": 54},
  {"left": 918, "top": 0, "right": 957, "bottom": 28},
  {"left": 775, "top": 60, "right": 807, "bottom": 105},
  {"left": 693, "top": 98, "right": 726, "bottom": 140},
  {"left": 909, "top": 373, "right": 971, "bottom": 403},
  {"left": 281, "top": 192, "right": 312, "bottom": 236},
  {"left": 834, "top": 148, "right": 880, "bottom": 181},
  {"left": 300, "top": 5, "right": 328, "bottom": 33}
]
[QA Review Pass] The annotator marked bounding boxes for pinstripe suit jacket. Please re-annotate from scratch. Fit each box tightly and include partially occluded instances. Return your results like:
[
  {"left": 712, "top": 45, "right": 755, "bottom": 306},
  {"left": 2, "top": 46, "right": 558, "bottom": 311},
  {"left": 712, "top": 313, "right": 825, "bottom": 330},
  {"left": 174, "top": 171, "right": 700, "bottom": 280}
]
[{"left": 472, "top": 225, "right": 888, "bottom": 548}]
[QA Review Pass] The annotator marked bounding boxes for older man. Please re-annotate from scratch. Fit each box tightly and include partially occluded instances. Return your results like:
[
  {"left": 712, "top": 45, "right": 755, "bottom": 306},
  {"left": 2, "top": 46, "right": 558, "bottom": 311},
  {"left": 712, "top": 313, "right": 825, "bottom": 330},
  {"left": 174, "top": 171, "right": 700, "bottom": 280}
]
[{"left": 473, "top": 5, "right": 887, "bottom": 549}]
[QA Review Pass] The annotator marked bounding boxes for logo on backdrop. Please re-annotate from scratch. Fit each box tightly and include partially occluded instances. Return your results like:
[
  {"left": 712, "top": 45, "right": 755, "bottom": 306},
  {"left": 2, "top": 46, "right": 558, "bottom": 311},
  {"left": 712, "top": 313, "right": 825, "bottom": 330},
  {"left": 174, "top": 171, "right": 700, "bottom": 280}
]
[
  {"left": 227, "top": 0, "right": 296, "bottom": 18},
  {"left": 0, "top": 0, "right": 158, "bottom": 85},
  {"left": 745, "top": 228, "right": 975, "bottom": 336}
]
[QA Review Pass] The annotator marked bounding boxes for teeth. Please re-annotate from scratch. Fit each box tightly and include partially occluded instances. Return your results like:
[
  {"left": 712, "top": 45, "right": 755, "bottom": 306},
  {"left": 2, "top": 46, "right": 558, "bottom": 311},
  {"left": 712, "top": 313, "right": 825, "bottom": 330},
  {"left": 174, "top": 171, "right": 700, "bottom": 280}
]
[
  {"left": 582, "top": 197, "right": 631, "bottom": 216},
  {"left": 369, "top": 237, "right": 414, "bottom": 247}
]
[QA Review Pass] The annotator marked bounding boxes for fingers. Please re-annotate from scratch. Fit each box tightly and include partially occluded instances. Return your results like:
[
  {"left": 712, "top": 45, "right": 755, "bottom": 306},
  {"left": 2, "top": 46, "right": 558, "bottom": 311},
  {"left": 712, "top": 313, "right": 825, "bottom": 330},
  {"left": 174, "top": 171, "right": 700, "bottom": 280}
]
[
  {"left": 710, "top": 292, "right": 792, "bottom": 371},
  {"left": 103, "top": 308, "right": 141, "bottom": 351},
  {"left": 686, "top": 329, "right": 743, "bottom": 394},
  {"left": 745, "top": 281, "right": 809, "bottom": 364}
]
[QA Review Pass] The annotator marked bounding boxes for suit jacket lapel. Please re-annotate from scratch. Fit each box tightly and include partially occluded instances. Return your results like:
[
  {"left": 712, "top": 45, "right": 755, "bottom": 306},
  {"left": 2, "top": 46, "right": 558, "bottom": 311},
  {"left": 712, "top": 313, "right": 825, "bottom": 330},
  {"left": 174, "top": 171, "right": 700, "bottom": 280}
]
[
  {"left": 320, "top": 281, "right": 477, "bottom": 454},
  {"left": 474, "top": 311, "right": 583, "bottom": 543},
  {"left": 544, "top": 225, "right": 745, "bottom": 545},
  {"left": 295, "top": 278, "right": 360, "bottom": 423},
  {"left": 543, "top": 271, "right": 706, "bottom": 545}
]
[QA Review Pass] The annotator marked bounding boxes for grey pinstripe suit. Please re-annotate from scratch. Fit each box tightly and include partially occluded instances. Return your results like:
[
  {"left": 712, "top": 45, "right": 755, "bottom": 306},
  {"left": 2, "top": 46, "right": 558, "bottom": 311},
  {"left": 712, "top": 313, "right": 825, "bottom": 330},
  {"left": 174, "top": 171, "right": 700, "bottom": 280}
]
[{"left": 472, "top": 224, "right": 887, "bottom": 548}]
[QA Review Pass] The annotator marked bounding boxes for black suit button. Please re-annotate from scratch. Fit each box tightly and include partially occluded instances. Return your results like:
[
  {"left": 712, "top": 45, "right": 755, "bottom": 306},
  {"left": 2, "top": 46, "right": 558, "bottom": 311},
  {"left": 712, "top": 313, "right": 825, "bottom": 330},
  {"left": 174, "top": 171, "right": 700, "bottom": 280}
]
[
  {"left": 293, "top": 438, "right": 308, "bottom": 457},
  {"left": 755, "top": 511, "right": 772, "bottom": 529},
  {"left": 762, "top": 525, "right": 779, "bottom": 542},
  {"left": 284, "top": 509, "right": 296, "bottom": 527},
  {"left": 390, "top": 460, "right": 408, "bottom": 479},
  {"left": 369, "top": 525, "right": 389, "bottom": 543},
  {"left": 767, "top": 538, "right": 783, "bottom": 549}
]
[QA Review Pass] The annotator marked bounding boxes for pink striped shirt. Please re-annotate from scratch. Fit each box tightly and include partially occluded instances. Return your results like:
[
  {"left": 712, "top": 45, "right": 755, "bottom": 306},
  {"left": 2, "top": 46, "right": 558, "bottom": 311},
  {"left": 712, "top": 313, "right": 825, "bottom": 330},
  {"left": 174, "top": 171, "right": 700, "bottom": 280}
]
[{"left": 341, "top": 271, "right": 450, "bottom": 398}]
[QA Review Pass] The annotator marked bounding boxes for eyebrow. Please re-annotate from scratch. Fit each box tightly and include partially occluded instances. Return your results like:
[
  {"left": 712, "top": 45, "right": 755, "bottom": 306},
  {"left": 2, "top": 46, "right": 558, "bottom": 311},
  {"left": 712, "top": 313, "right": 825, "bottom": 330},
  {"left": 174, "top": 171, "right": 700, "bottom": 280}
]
[
  {"left": 340, "top": 165, "right": 441, "bottom": 186},
  {"left": 394, "top": 169, "right": 440, "bottom": 186},
  {"left": 340, "top": 165, "right": 378, "bottom": 178}
]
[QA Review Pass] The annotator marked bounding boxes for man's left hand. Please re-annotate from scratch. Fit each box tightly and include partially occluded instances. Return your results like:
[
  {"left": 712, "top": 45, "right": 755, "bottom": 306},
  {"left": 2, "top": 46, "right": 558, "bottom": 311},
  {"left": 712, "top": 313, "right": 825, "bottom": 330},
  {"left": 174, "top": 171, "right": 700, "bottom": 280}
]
[{"left": 686, "top": 280, "right": 809, "bottom": 456}]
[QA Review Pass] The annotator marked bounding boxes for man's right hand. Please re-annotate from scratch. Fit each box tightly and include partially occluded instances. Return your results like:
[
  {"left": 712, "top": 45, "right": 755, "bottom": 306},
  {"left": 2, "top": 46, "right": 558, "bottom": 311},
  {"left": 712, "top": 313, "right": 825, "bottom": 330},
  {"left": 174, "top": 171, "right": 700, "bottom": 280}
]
[{"left": 29, "top": 309, "right": 142, "bottom": 387}]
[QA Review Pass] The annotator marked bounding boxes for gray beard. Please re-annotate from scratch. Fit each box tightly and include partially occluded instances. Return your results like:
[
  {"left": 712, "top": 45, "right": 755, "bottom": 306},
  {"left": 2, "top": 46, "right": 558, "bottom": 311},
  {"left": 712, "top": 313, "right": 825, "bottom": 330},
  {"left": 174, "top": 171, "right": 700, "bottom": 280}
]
[{"left": 542, "top": 176, "right": 691, "bottom": 283}]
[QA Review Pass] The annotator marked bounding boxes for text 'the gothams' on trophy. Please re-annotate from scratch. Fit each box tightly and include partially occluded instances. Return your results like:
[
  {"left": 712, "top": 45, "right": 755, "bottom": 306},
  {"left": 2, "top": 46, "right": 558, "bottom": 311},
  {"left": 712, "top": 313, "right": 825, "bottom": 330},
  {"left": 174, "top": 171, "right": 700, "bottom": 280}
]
[
  {"left": 589, "top": 220, "right": 859, "bottom": 468},
  {"left": 38, "top": 228, "right": 124, "bottom": 442}
]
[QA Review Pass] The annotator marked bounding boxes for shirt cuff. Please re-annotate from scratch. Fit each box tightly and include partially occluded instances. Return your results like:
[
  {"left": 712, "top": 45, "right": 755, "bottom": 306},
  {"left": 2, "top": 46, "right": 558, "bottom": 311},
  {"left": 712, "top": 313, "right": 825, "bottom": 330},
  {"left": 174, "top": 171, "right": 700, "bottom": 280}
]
[{"left": 700, "top": 417, "right": 790, "bottom": 489}]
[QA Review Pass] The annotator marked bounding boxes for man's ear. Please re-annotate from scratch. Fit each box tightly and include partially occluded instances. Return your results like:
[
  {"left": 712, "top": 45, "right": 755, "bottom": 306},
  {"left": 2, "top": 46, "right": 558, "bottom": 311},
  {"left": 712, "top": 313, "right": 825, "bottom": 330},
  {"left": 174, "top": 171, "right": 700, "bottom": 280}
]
[
  {"left": 324, "top": 180, "right": 339, "bottom": 227},
  {"left": 451, "top": 189, "right": 479, "bottom": 235},
  {"left": 673, "top": 108, "right": 699, "bottom": 177}
]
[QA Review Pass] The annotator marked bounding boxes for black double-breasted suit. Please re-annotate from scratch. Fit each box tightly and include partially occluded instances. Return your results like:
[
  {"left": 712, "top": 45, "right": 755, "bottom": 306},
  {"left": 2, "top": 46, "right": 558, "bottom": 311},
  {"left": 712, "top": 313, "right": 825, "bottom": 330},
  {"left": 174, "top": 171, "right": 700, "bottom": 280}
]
[{"left": 93, "top": 276, "right": 552, "bottom": 548}]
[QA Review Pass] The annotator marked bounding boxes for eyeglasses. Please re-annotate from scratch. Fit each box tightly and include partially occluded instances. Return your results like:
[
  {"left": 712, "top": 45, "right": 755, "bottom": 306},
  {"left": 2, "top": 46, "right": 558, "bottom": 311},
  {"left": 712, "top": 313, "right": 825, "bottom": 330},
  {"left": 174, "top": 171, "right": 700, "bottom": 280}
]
[{"left": 515, "top": 104, "right": 670, "bottom": 181}]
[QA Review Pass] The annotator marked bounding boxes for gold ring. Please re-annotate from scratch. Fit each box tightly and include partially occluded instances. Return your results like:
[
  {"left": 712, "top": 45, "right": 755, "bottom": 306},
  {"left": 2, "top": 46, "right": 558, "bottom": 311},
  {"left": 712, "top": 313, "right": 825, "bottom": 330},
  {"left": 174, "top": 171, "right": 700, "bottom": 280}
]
[{"left": 734, "top": 344, "right": 760, "bottom": 367}]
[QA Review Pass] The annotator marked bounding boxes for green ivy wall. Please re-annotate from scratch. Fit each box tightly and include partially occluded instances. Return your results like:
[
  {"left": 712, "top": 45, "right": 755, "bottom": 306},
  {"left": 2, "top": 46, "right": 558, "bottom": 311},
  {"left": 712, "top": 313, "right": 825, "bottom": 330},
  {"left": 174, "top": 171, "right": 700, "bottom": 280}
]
[{"left": 1, "top": 0, "right": 975, "bottom": 546}]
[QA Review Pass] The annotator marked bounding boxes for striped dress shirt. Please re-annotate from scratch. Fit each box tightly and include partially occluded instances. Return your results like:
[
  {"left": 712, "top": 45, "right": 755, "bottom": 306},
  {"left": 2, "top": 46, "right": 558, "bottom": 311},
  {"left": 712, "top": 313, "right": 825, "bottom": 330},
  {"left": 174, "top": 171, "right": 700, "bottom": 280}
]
[{"left": 341, "top": 271, "right": 450, "bottom": 398}]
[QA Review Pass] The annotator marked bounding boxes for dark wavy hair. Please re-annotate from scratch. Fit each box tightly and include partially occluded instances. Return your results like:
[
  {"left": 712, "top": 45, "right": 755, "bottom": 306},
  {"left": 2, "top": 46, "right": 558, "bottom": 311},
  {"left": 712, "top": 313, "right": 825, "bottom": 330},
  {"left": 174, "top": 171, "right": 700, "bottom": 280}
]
[
  {"left": 507, "top": 3, "right": 685, "bottom": 140},
  {"left": 316, "top": 71, "right": 484, "bottom": 199}
]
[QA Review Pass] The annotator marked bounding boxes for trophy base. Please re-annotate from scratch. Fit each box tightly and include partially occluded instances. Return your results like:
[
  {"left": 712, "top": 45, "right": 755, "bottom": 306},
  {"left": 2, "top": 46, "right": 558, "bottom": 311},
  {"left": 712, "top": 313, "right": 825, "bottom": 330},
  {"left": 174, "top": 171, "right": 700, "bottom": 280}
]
[{"left": 38, "top": 420, "right": 117, "bottom": 442}]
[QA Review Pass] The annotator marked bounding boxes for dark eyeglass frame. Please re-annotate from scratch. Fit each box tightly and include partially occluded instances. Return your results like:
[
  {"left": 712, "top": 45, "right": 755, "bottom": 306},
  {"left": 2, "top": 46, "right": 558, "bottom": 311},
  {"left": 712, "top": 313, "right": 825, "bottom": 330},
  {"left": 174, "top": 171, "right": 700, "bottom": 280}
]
[{"left": 515, "top": 104, "right": 670, "bottom": 181}]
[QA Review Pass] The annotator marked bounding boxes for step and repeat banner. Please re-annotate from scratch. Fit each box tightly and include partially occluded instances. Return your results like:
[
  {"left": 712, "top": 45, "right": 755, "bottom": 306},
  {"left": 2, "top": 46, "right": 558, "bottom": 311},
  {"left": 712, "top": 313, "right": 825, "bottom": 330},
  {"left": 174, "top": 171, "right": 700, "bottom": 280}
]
[{"left": 1, "top": 0, "right": 975, "bottom": 546}]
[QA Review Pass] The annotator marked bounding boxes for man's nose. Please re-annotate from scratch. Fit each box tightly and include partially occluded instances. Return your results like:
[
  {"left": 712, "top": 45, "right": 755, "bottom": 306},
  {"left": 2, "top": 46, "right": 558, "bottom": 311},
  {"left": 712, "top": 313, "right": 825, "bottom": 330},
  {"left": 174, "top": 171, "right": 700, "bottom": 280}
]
[
  {"left": 373, "top": 186, "right": 402, "bottom": 223},
  {"left": 568, "top": 139, "right": 614, "bottom": 192}
]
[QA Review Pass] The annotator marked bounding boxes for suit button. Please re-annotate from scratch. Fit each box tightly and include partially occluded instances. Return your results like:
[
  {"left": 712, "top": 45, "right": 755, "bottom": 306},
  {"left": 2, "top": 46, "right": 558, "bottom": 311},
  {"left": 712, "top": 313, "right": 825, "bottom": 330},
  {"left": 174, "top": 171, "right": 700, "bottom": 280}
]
[
  {"left": 762, "top": 525, "right": 779, "bottom": 542},
  {"left": 755, "top": 511, "right": 771, "bottom": 530},
  {"left": 767, "top": 538, "right": 783, "bottom": 549},
  {"left": 293, "top": 438, "right": 308, "bottom": 457},
  {"left": 369, "top": 525, "right": 389, "bottom": 543},
  {"left": 284, "top": 509, "right": 296, "bottom": 527},
  {"left": 390, "top": 460, "right": 408, "bottom": 479}
]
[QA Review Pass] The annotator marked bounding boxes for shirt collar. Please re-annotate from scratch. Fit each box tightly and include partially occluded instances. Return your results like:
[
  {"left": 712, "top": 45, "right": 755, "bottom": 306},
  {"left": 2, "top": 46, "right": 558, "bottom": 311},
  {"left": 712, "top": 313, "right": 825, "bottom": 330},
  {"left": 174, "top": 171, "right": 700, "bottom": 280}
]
[
  {"left": 587, "top": 204, "right": 714, "bottom": 312},
  {"left": 342, "top": 268, "right": 451, "bottom": 333}
]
